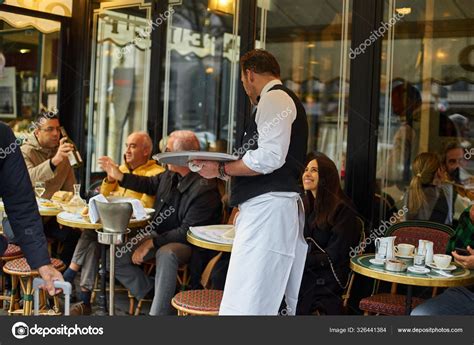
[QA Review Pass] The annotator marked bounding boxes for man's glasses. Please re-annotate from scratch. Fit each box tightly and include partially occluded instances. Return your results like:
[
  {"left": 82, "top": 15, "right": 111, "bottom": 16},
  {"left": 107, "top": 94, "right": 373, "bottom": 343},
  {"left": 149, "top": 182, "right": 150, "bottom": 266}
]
[{"left": 38, "top": 126, "right": 61, "bottom": 133}]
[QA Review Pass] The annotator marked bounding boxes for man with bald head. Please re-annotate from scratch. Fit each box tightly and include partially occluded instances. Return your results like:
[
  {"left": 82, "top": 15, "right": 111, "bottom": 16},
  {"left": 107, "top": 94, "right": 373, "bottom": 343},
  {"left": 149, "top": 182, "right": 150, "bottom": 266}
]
[
  {"left": 100, "top": 131, "right": 164, "bottom": 207},
  {"left": 63, "top": 131, "right": 164, "bottom": 315},
  {"left": 98, "top": 130, "right": 222, "bottom": 315}
]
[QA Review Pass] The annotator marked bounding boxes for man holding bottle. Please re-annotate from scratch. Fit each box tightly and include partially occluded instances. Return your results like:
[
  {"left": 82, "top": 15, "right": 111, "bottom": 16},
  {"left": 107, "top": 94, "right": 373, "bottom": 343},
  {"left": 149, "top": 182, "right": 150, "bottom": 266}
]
[
  {"left": 21, "top": 112, "right": 77, "bottom": 199},
  {"left": 8, "top": 112, "right": 80, "bottom": 266}
]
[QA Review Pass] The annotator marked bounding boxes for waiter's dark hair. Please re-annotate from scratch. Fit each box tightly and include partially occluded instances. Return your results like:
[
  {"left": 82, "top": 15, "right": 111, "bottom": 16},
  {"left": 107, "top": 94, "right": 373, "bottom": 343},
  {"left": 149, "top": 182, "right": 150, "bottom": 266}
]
[
  {"left": 240, "top": 49, "right": 280, "bottom": 78},
  {"left": 304, "top": 152, "right": 354, "bottom": 229}
]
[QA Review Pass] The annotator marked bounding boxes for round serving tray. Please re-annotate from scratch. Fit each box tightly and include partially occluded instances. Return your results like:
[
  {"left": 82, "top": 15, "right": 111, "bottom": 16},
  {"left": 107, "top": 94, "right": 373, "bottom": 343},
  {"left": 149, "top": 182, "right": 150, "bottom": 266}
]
[{"left": 153, "top": 151, "right": 238, "bottom": 167}]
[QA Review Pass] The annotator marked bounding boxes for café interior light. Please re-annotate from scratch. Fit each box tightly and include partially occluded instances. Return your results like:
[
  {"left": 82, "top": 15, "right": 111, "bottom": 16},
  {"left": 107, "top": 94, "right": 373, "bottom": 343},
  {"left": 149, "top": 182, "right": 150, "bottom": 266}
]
[
  {"left": 208, "top": 0, "right": 235, "bottom": 15},
  {"left": 19, "top": 49, "right": 31, "bottom": 54},
  {"left": 395, "top": 7, "right": 411, "bottom": 15}
]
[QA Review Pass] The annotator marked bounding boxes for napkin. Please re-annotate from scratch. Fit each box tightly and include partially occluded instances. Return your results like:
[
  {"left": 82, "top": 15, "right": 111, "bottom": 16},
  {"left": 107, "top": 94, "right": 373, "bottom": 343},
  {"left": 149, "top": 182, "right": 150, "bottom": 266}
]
[
  {"left": 109, "top": 197, "right": 147, "bottom": 220},
  {"left": 88, "top": 194, "right": 109, "bottom": 224}
]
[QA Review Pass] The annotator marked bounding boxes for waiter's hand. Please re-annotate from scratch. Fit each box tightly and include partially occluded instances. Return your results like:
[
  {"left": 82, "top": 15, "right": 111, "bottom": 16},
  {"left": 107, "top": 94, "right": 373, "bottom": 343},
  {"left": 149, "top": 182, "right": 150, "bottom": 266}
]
[
  {"left": 38, "top": 264, "right": 64, "bottom": 296},
  {"left": 192, "top": 160, "right": 219, "bottom": 179}
]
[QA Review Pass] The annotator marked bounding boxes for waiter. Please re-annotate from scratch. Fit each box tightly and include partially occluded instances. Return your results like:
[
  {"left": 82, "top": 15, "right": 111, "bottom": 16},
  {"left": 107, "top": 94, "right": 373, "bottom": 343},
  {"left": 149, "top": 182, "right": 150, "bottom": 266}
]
[{"left": 195, "top": 49, "right": 308, "bottom": 315}]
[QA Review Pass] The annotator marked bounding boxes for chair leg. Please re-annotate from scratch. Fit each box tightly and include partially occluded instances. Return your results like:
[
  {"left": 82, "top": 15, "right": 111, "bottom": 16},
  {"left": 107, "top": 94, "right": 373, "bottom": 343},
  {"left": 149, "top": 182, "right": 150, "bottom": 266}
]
[
  {"left": 134, "top": 299, "right": 144, "bottom": 316},
  {"left": 8, "top": 275, "right": 18, "bottom": 314},
  {"left": 129, "top": 294, "right": 135, "bottom": 315},
  {"left": 342, "top": 273, "right": 356, "bottom": 308},
  {"left": 90, "top": 273, "right": 99, "bottom": 303},
  {"left": 23, "top": 277, "right": 33, "bottom": 316}
]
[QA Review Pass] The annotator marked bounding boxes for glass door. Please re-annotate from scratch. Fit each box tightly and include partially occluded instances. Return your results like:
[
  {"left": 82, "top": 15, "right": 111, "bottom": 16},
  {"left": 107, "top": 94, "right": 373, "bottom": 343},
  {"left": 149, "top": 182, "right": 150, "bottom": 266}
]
[
  {"left": 86, "top": 1, "right": 152, "bottom": 188},
  {"left": 256, "top": 0, "right": 353, "bottom": 175},
  {"left": 376, "top": 0, "right": 474, "bottom": 225},
  {"left": 161, "top": 0, "right": 241, "bottom": 153}
]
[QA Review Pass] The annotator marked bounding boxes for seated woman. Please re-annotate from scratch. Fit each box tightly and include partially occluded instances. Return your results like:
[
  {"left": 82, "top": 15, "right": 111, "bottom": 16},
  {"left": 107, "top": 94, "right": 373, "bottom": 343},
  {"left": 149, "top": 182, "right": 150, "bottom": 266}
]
[
  {"left": 404, "top": 152, "right": 452, "bottom": 225},
  {"left": 296, "top": 152, "right": 361, "bottom": 315}
]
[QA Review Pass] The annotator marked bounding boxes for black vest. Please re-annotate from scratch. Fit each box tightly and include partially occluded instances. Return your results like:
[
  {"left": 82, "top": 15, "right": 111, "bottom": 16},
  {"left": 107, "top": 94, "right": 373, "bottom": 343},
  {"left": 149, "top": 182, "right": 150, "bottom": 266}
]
[{"left": 230, "top": 84, "right": 308, "bottom": 206}]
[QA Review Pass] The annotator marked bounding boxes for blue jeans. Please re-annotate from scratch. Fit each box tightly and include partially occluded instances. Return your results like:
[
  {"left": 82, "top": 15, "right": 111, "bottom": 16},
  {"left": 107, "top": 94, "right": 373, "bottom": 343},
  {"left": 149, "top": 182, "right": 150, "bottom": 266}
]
[{"left": 411, "top": 287, "right": 474, "bottom": 315}]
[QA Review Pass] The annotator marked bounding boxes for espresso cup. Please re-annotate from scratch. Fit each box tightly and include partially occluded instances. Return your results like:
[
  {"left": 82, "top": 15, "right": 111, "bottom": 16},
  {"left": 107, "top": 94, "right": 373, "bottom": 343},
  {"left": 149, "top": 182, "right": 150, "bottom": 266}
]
[
  {"left": 433, "top": 254, "right": 452, "bottom": 269},
  {"left": 395, "top": 243, "right": 415, "bottom": 256}
]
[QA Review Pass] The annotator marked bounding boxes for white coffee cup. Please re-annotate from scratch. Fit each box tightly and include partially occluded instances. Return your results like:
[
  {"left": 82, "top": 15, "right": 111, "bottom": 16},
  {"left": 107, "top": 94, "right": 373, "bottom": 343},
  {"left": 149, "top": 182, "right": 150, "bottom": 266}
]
[
  {"left": 395, "top": 243, "right": 415, "bottom": 256},
  {"left": 433, "top": 254, "right": 452, "bottom": 269}
]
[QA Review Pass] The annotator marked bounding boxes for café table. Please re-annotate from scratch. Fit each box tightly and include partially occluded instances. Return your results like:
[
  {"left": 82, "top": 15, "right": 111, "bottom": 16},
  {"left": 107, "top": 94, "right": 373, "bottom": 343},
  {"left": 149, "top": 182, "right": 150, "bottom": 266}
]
[
  {"left": 0, "top": 201, "right": 62, "bottom": 217},
  {"left": 186, "top": 230, "right": 232, "bottom": 252},
  {"left": 350, "top": 254, "right": 474, "bottom": 315},
  {"left": 56, "top": 211, "right": 150, "bottom": 315}
]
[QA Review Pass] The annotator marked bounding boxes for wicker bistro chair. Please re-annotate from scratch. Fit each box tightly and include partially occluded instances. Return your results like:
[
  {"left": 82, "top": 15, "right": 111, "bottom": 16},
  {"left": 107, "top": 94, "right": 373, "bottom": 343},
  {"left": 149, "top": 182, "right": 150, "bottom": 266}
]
[
  {"left": 3, "top": 257, "right": 66, "bottom": 315},
  {"left": 171, "top": 208, "right": 238, "bottom": 316},
  {"left": 0, "top": 244, "right": 23, "bottom": 309},
  {"left": 171, "top": 253, "right": 224, "bottom": 316},
  {"left": 358, "top": 220, "right": 455, "bottom": 315}
]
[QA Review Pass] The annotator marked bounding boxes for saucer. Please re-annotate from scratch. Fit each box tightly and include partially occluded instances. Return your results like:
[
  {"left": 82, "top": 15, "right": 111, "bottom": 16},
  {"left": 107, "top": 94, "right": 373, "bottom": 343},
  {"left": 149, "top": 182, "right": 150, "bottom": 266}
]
[
  {"left": 369, "top": 258, "right": 385, "bottom": 266},
  {"left": 407, "top": 266, "right": 430, "bottom": 274},
  {"left": 427, "top": 263, "right": 456, "bottom": 271},
  {"left": 395, "top": 253, "right": 414, "bottom": 259}
]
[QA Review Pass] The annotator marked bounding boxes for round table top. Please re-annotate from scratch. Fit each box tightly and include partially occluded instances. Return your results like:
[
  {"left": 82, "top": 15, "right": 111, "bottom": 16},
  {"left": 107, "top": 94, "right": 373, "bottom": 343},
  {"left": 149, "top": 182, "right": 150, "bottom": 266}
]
[
  {"left": 56, "top": 211, "right": 150, "bottom": 230},
  {"left": 186, "top": 231, "right": 232, "bottom": 252},
  {"left": 0, "top": 202, "right": 62, "bottom": 217},
  {"left": 350, "top": 254, "right": 474, "bottom": 288}
]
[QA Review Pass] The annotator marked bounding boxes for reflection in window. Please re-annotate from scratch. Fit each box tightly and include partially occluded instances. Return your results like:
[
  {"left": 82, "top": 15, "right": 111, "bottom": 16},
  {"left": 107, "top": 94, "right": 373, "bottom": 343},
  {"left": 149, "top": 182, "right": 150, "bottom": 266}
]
[
  {"left": 0, "top": 18, "right": 60, "bottom": 132},
  {"left": 257, "top": 0, "right": 352, "bottom": 175},
  {"left": 377, "top": 0, "right": 474, "bottom": 225},
  {"left": 162, "top": 0, "right": 239, "bottom": 152},
  {"left": 86, "top": 4, "right": 152, "bottom": 184}
]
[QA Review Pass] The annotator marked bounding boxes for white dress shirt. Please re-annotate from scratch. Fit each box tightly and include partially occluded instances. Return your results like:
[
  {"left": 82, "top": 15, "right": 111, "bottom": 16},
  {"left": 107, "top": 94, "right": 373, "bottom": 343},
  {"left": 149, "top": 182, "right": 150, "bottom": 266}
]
[{"left": 242, "top": 80, "right": 297, "bottom": 175}]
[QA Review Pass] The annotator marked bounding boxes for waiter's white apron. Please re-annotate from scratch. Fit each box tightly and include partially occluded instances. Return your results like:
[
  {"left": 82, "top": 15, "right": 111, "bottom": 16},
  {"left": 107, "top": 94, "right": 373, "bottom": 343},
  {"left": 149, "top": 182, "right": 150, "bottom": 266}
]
[{"left": 219, "top": 192, "right": 307, "bottom": 315}]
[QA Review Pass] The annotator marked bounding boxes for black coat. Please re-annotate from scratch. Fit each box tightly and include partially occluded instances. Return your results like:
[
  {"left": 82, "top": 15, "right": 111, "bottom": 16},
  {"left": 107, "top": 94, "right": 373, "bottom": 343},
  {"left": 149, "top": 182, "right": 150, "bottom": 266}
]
[
  {"left": 0, "top": 122, "right": 50, "bottom": 268},
  {"left": 296, "top": 201, "right": 360, "bottom": 315},
  {"left": 120, "top": 170, "right": 222, "bottom": 248}
]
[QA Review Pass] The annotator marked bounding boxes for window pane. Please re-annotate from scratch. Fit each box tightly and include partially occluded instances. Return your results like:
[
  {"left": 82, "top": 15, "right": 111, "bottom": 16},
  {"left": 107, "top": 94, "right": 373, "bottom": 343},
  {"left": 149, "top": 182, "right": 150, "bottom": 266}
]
[
  {"left": 86, "top": 4, "right": 152, "bottom": 185},
  {"left": 162, "top": 0, "right": 240, "bottom": 152},
  {"left": 0, "top": 18, "right": 60, "bottom": 126},
  {"left": 376, "top": 0, "right": 474, "bottom": 226},
  {"left": 257, "top": 0, "right": 352, "bottom": 175}
]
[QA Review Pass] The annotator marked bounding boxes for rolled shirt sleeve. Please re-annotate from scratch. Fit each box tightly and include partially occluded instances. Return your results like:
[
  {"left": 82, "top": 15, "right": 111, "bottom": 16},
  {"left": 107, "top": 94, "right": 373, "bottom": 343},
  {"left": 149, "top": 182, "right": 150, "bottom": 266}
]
[{"left": 242, "top": 86, "right": 297, "bottom": 175}]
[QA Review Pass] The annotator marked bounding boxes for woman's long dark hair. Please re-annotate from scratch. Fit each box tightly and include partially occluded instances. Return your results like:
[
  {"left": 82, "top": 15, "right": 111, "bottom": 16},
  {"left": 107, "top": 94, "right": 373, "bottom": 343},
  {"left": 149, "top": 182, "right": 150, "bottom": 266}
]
[{"left": 304, "top": 152, "right": 353, "bottom": 230}]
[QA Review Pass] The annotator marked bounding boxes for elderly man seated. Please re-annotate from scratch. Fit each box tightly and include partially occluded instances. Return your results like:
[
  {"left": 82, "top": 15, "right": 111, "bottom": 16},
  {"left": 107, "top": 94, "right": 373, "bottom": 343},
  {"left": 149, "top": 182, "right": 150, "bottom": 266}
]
[
  {"left": 99, "top": 130, "right": 222, "bottom": 315},
  {"left": 62, "top": 131, "right": 164, "bottom": 315}
]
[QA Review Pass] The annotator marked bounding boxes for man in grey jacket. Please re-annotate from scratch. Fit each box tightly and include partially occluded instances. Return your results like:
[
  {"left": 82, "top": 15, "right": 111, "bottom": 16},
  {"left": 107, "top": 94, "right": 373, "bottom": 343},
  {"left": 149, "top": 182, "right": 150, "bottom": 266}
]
[{"left": 99, "top": 130, "right": 222, "bottom": 315}]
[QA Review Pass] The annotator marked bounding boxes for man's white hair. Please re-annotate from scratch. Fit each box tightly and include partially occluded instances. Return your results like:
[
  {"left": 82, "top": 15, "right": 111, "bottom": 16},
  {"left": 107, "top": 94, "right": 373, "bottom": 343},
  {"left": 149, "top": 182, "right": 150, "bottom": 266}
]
[{"left": 169, "top": 130, "right": 200, "bottom": 151}]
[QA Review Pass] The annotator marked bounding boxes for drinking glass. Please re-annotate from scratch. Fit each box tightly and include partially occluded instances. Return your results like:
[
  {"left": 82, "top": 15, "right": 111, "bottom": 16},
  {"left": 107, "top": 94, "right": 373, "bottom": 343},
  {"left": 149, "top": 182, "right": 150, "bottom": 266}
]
[{"left": 34, "top": 182, "right": 46, "bottom": 200}]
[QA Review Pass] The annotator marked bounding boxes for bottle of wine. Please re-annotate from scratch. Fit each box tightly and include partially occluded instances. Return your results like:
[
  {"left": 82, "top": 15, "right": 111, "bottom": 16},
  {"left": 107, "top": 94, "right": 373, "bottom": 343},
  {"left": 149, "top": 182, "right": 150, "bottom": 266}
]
[{"left": 60, "top": 127, "right": 83, "bottom": 168}]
